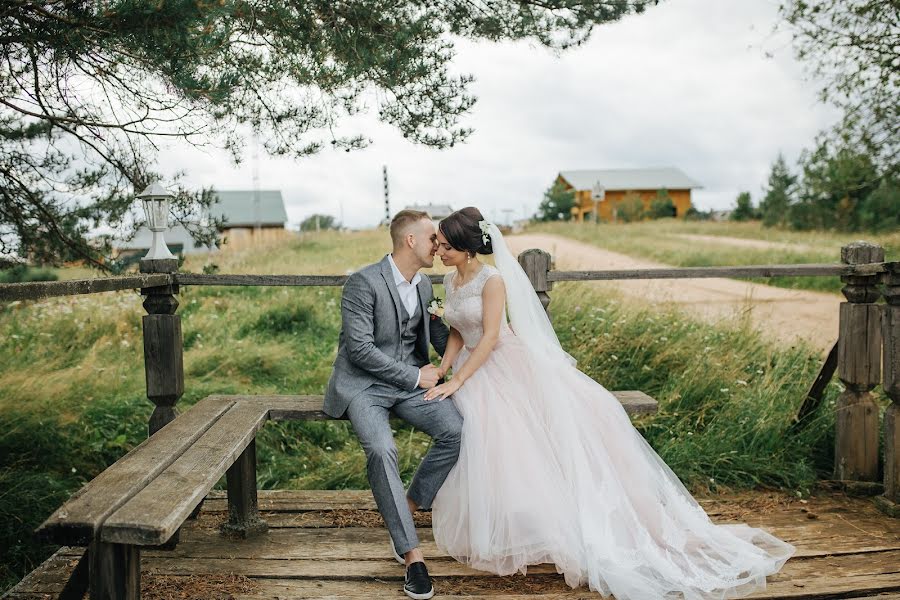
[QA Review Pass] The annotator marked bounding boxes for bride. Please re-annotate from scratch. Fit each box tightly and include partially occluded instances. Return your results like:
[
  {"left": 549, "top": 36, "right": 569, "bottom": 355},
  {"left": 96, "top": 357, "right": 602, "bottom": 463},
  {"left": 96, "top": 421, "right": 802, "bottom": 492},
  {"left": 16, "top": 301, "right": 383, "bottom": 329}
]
[{"left": 421, "top": 207, "right": 795, "bottom": 600}]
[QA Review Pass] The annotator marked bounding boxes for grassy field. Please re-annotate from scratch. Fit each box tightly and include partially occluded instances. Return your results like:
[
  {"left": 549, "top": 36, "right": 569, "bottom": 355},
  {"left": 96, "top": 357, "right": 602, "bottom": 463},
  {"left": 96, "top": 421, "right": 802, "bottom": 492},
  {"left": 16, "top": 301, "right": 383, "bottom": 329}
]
[
  {"left": 0, "top": 228, "right": 884, "bottom": 592},
  {"left": 529, "top": 219, "right": 900, "bottom": 293}
]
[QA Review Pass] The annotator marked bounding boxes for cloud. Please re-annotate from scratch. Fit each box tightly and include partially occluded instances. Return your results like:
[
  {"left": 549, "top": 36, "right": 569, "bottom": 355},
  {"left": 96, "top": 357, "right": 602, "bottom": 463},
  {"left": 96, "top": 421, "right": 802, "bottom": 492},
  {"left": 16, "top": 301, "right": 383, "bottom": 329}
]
[{"left": 154, "top": 0, "right": 839, "bottom": 228}]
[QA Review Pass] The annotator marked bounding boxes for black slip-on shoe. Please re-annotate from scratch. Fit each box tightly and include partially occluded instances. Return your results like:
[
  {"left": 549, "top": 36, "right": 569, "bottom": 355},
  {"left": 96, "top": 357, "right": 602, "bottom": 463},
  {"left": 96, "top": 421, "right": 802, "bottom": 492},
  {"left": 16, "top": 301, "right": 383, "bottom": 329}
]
[{"left": 403, "top": 561, "right": 434, "bottom": 600}]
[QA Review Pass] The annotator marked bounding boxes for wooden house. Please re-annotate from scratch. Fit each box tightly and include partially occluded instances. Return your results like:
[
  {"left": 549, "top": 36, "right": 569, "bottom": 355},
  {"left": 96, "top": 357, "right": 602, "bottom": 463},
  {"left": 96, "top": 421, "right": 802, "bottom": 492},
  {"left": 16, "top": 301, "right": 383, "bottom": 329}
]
[
  {"left": 557, "top": 168, "right": 702, "bottom": 222},
  {"left": 115, "top": 190, "right": 292, "bottom": 260},
  {"left": 209, "top": 190, "right": 291, "bottom": 249}
]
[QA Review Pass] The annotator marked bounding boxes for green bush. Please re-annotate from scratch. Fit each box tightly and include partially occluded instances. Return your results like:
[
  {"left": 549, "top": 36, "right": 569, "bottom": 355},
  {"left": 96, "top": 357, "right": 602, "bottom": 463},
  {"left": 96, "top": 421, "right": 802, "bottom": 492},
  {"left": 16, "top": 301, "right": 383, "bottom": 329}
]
[
  {"left": 0, "top": 265, "right": 59, "bottom": 283},
  {"left": 617, "top": 192, "right": 646, "bottom": 223}
]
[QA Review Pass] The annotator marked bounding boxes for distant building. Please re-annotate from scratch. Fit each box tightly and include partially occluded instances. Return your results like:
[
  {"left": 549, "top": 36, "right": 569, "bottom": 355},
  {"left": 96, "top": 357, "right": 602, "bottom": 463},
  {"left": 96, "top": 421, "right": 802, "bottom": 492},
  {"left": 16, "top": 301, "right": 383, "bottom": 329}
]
[
  {"left": 403, "top": 204, "right": 454, "bottom": 221},
  {"left": 115, "top": 189, "right": 292, "bottom": 259},
  {"left": 556, "top": 167, "right": 702, "bottom": 222},
  {"left": 209, "top": 190, "right": 291, "bottom": 250}
]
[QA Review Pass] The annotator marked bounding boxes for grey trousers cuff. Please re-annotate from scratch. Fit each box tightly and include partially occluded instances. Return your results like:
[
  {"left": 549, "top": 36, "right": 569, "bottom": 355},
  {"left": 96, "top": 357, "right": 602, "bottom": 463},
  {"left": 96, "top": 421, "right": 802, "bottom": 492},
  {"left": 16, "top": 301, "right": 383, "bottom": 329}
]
[
  {"left": 407, "top": 485, "right": 434, "bottom": 512},
  {"left": 394, "top": 531, "right": 420, "bottom": 556}
]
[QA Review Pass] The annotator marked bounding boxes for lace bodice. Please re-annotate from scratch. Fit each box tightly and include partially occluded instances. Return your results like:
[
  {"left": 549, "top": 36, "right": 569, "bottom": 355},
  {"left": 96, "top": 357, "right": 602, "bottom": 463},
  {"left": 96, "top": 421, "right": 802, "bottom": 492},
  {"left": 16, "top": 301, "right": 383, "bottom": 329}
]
[{"left": 443, "top": 264, "right": 513, "bottom": 349}]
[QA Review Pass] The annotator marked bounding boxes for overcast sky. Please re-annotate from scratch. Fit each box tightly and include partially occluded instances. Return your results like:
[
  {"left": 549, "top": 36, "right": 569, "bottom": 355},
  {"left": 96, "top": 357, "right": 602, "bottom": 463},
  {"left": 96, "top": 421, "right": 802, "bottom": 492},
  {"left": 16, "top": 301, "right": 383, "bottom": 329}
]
[{"left": 154, "top": 0, "right": 840, "bottom": 230}]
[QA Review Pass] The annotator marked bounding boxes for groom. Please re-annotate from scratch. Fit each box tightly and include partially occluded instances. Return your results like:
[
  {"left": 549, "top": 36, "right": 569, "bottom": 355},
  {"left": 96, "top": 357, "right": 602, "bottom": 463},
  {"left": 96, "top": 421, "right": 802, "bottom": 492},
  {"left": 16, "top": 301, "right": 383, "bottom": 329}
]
[{"left": 324, "top": 209, "right": 463, "bottom": 600}]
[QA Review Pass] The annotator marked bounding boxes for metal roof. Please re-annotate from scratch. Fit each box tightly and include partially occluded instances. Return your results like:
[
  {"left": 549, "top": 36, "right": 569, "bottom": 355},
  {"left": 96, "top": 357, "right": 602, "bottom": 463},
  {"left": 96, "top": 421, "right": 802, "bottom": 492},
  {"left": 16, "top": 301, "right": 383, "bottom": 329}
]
[
  {"left": 403, "top": 204, "right": 455, "bottom": 218},
  {"left": 558, "top": 168, "right": 702, "bottom": 191},
  {"left": 209, "top": 190, "right": 288, "bottom": 227}
]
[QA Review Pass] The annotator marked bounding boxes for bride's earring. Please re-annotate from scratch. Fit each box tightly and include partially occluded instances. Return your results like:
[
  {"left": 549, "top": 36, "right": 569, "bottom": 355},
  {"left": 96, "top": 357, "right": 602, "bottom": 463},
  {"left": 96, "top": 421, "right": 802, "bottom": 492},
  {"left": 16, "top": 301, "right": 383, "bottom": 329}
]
[{"left": 467, "top": 253, "right": 472, "bottom": 264}]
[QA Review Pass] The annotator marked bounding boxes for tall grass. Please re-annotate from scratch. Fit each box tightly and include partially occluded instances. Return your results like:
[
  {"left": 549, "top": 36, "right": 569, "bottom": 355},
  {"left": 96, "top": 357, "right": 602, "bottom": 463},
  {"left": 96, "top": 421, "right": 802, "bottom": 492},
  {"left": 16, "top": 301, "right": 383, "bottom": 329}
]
[
  {"left": 530, "top": 220, "right": 899, "bottom": 293},
  {"left": 0, "top": 228, "right": 880, "bottom": 592}
]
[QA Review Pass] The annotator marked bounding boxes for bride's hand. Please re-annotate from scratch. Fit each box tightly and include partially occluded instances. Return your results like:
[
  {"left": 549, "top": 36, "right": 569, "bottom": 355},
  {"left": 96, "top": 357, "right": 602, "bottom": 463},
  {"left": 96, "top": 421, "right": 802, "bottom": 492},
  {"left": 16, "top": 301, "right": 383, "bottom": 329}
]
[{"left": 423, "top": 378, "right": 460, "bottom": 402}]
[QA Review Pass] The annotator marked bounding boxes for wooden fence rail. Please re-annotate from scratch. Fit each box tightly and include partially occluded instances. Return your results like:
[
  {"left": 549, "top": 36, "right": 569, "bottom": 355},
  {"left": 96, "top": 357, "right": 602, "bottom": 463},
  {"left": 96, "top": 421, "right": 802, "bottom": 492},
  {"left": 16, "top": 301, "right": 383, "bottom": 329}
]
[
  {"left": 1, "top": 242, "right": 898, "bottom": 518},
  {"left": 2, "top": 262, "right": 894, "bottom": 302}
]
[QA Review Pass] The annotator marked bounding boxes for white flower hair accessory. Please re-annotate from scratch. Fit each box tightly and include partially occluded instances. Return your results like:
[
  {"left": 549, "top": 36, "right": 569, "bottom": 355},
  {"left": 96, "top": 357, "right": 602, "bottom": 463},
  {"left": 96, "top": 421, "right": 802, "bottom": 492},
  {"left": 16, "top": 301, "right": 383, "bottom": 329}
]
[{"left": 478, "top": 220, "right": 492, "bottom": 246}]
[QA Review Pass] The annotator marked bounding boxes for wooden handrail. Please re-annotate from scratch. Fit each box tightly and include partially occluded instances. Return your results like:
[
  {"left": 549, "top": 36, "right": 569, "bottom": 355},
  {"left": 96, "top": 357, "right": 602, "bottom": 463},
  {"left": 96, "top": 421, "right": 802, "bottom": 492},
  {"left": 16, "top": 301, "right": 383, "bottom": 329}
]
[
  {"left": 547, "top": 262, "right": 887, "bottom": 282},
  {"left": 0, "top": 273, "right": 172, "bottom": 302},
  {"left": 2, "top": 262, "right": 893, "bottom": 302}
]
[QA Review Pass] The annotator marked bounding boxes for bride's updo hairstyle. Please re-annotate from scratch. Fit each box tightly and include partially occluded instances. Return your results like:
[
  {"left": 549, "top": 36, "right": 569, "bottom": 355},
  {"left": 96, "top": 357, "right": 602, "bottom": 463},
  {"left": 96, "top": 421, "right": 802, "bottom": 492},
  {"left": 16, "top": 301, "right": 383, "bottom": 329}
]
[{"left": 439, "top": 207, "right": 494, "bottom": 257}]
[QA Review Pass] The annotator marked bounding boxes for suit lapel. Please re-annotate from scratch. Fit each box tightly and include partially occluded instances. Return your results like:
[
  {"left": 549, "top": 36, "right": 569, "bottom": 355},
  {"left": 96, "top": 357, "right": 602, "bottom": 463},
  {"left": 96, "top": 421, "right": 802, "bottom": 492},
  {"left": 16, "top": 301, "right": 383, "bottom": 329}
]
[
  {"left": 416, "top": 277, "right": 430, "bottom": 350},
  {"left": 379, "top": 257, "right": 404, "bottom": 337}
]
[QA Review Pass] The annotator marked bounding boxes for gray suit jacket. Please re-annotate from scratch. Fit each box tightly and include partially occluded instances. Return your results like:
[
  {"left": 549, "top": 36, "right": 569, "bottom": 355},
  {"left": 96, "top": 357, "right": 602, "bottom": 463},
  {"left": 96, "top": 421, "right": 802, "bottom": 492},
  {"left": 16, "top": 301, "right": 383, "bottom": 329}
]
[{"left": 324, "top": 256, "right": 450, "bottom": 418}]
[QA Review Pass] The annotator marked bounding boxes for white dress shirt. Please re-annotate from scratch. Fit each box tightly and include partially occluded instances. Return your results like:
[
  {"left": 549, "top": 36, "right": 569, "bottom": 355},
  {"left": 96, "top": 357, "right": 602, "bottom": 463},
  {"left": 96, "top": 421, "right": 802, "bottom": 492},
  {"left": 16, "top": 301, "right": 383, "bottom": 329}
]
[{"left": 387, "top": 254, "right": 423, "bottom": 389}]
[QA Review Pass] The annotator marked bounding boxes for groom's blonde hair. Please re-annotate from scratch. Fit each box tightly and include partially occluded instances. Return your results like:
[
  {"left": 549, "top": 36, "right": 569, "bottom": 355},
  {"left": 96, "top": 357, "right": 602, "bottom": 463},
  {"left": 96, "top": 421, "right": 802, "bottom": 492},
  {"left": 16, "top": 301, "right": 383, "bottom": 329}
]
[{"left": 390, "top": 209, "right": 431, "bottom": 248}]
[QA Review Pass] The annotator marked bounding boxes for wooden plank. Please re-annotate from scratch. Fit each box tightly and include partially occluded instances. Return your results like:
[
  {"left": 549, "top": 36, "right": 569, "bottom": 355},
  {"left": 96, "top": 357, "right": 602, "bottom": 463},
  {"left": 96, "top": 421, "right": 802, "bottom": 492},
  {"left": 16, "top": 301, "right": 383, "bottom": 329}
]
[
  {"left": 102, "top": 401, "right": 271, "bottom": 545},
  {"left": 186, "top": 511, "right": 900, "bottom": 559},
  {"left": 37, "top": 396, "right": 236, "bottom": 545},
  {"left": 139, "top": 550, "right": 900, "bottom": 599},
  {"left": 202, "top": 489, "right": 379, "bottom": 512},
  {"left": 170, "top": 553, "right": 900, "bottom": 599},
  {"left": 793, "top": 340, "right": 839, "bottom": 427},
  {"left": 141, "top": 557, "right": 558, "bottom": 579},
  {"left": 227, "top": 392, "right": 656, "bottom": 421},
  {"left": 142, "top": 521, "right": 900, "bottom": 562},
  {"left": 2, "top": 548, "right": 83, "bottom": 596},
  {"left": 608, "top": 390, "right": 658, "bottom": 415},
  {"left": 546, "top": 262, "right": 884, "bottom": 282},
  {"left": 0, "top": 274, "right": 171, "bottom": 302},
  {"left": 175, "top": 274, "right": 350, "bottom": 287}
]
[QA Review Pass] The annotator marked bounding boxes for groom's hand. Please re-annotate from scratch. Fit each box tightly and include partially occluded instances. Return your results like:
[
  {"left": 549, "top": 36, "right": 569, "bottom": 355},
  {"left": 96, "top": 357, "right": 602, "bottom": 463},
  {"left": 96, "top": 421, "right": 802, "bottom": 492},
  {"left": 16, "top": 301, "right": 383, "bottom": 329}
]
[{"left": 417, "top": 364, "right": 440, "bottom": 389}]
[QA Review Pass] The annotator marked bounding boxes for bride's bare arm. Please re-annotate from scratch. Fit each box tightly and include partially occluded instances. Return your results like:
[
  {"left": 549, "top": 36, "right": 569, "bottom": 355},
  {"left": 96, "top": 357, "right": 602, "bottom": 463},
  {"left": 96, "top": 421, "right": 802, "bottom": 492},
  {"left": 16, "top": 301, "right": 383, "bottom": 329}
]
[
  {"left": 424, "top": 275, "right": 505, "bottom": 401},
  {"left": 439, "top": 328, "right": 464, "bottom": 377}
]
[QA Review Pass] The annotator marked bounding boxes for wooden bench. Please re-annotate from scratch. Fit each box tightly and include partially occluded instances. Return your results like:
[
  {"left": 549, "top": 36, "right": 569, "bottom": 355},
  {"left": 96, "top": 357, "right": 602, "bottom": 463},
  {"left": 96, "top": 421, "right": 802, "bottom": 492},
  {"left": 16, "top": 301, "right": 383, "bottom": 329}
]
[{"left": 36, "top": 391, "right": 657, "bottom": 599}]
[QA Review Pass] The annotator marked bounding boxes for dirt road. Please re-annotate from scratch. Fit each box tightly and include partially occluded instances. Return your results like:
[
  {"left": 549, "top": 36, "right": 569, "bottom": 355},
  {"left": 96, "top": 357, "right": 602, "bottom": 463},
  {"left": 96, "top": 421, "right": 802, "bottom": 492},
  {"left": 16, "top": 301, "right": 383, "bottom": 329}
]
[{"left": 506, "top": 234, "right": 840, "bottom": 354}]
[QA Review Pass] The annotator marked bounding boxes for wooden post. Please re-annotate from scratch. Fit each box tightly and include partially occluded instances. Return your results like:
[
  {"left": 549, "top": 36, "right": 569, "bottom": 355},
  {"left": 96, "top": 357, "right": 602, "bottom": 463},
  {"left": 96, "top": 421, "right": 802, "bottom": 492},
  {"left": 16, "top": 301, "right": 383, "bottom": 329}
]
[
  {"left": 140, "top": 257, "right": 183, "bottom": 437},
  {"left": 89, "top": 541, "right": 139, "bottom": 600},
  {"left": 518, "top": 249, "right": 552, "bottom": 316},
  {"left": 834, "top": 241, "right": 883, "bottom": 485},
  {"left": 876, "top": 262, "right": 900, "bottom": 517},
  {"left": 221, "top": 439, "right": 269, "bottom": 538}
]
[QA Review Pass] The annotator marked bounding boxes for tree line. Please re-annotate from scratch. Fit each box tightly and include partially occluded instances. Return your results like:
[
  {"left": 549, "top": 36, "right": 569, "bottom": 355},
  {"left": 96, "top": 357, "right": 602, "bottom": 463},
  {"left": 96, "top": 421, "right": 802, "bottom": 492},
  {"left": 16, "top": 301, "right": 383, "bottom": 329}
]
[{"left": 730, "top": 137, "right": 899, "bottom": 233}]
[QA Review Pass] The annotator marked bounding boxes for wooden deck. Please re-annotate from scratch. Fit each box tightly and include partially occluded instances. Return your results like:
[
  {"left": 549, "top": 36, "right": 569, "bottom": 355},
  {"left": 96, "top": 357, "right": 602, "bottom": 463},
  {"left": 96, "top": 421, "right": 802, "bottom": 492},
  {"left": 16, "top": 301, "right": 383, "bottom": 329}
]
[{"left": 6, "top": 489, "right": 900, "bottom": 599}]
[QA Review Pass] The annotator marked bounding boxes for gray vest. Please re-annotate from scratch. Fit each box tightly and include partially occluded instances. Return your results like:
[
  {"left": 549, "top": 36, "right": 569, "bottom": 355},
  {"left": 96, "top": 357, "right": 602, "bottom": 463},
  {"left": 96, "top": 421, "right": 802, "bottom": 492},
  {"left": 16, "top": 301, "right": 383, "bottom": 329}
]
[{"left": 399, "top": 300, "right": 424, "bottom": 366}]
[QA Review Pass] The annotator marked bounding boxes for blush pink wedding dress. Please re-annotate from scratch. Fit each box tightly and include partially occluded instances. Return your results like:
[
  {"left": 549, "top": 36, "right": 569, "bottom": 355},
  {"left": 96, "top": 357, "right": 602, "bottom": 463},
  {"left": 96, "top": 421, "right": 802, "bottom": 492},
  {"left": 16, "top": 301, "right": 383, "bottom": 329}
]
[{"left": 430, "top": 263, "right": 795, "bottom": 600}]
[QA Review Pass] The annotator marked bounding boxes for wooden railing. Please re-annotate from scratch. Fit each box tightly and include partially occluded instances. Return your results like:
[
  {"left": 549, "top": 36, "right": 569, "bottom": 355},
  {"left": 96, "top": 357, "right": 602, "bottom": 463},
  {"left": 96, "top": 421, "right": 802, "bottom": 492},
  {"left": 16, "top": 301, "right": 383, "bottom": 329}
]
[{"left": 1, "top": 243, "right": 898, "bottom": 517}]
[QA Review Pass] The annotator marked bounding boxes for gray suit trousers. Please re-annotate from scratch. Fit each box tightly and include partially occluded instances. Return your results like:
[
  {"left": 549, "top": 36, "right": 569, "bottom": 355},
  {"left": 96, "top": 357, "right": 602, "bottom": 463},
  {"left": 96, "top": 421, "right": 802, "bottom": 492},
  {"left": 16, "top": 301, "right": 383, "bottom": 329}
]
[{"left": 346, "top": 383, "right": 463, "bottom": 556}]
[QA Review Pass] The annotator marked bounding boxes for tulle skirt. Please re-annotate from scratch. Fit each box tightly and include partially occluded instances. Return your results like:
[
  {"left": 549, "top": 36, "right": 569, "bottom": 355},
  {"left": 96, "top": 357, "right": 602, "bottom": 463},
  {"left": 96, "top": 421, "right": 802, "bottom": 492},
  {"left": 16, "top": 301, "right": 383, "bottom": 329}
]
[{"left": 431, "top": 333, "right": 795, "bottom": 600}]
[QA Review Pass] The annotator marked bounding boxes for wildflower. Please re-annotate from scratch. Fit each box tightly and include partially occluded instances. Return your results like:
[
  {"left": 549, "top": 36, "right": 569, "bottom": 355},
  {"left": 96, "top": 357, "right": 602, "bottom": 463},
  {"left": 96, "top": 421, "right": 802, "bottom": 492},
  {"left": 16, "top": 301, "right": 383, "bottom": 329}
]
[
  {"left": 325, "top": 446, "right": 332, "bottom": 451},
  {"left": 735, "top": 379, "right": 748, "bottom": 386},
  {"left": 611, "top": 354, "right": 618, "bottom": 360},
  {"left": 720, "top": 388, "right": 729, "bottom": 393}
]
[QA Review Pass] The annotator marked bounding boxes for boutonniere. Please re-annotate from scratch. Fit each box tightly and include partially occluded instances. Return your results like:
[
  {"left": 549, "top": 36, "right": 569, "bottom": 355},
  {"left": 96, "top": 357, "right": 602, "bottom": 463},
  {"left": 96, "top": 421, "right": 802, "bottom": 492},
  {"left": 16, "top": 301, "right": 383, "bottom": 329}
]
[{"left": 427, "top": 298, "right": 444, "bottom": 320}]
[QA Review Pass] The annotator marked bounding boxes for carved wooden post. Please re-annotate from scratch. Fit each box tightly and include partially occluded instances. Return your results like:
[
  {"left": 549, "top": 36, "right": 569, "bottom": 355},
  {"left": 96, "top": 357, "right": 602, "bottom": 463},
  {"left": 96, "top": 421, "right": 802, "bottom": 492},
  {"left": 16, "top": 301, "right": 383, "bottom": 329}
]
[
  {"left": 140, "top": 256, "right": 183, "bottom": 437},
  {"left": 876, "top": 261, "right": 900, "bottom": 517},
  {"left": 518, "top": 248, "right": 552, "bottom": 316},
  {"left": 834, "top": 241, "right": 883, "bottom": 485}
]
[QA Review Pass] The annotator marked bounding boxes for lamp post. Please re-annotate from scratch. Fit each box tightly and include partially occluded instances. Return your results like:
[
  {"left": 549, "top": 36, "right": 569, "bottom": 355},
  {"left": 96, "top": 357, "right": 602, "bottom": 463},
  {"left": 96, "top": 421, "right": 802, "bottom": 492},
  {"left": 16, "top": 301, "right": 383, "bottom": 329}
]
[
  {"left": 138, "top": 182, "right": 176, "bottom": 263},
  {"left": 591, "top": 182, "right": 606, "bottom": 224}
]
